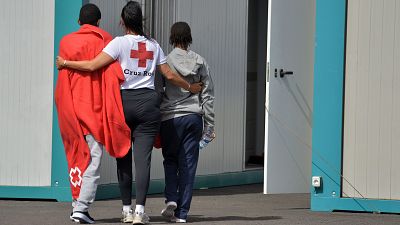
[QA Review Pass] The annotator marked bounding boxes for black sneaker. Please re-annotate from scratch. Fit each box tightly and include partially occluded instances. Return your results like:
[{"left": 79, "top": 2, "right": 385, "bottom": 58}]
[{"left": 71, "top": 211, "right": 95, "bottom": 224}]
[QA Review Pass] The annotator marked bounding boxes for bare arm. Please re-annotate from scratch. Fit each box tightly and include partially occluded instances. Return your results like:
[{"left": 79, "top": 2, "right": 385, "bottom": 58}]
[
  {"left": 56, "top": 52, "right": 115, "bottom": 72},
  {"left": 157, "top": 63, "right": 202, "bottom": 94}
]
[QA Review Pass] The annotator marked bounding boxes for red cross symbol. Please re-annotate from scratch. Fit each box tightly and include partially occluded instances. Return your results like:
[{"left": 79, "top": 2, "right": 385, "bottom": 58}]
[
  {"left": 130, "top": 42, "right": 154, "bottom": 68},
  {"left": 69, "top": 167, "right": 82, "bottom": 188}
]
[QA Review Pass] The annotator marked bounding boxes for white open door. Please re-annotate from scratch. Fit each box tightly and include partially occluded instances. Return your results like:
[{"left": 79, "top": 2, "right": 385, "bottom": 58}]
[{"left": 264, "top": 0, "right": 315, "bottom": 194}]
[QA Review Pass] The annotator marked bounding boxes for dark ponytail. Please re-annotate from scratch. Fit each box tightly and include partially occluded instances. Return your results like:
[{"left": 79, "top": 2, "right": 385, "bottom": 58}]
[{"left": 121, "top": 1, "right": 149, "bottom": 39}]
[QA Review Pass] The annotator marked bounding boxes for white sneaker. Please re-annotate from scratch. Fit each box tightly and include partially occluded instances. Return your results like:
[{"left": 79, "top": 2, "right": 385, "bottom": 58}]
[
  {"left": 132, "top": 211, "right": 150, "bottom": 224},
  {"left": 170, "top": 216, "right": 187, "bottom": 223},
  {"left": 121, "top": 209, "right": 134, "bottom": 223},
  {"left": 161, "top": 201, "right": 177, "bottom": 219}
]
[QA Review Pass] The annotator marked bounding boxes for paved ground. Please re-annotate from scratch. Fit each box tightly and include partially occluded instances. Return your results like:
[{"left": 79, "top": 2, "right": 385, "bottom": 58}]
[{"left": 1, "top": 184, "right": 400, "bottom": 225}]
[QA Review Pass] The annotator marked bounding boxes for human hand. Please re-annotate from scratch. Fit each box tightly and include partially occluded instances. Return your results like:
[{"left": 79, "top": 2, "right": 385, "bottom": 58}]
[
  {"left": 56, "top": 56, "right": 66, "bottom": 70},
  {"left": 188, "top": 82, "right": 203, "bottom": 94}
]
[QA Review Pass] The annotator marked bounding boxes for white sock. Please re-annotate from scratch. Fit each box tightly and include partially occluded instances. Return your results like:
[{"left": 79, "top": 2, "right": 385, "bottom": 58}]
[
  {"left": 123, "top": 205, "right": 132, "bottom": 212},
  {"left": 135, "top": 205, "right": 145, "bottom": 214}
]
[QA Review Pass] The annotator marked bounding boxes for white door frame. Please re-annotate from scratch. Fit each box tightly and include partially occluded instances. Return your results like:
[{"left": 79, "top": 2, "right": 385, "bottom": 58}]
[{"left": 263, "top": 0, "right": 272, "bottom": 194}]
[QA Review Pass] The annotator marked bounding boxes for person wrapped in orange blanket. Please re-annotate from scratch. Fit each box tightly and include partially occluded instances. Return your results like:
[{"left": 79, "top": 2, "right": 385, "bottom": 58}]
[{"left": 54, "top": 4, "right": 130, "bottom": 224}]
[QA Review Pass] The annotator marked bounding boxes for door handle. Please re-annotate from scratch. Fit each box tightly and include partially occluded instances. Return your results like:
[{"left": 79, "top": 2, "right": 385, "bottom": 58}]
[{"left": 280, "top": 69, "right": 294, "bottom": 78}]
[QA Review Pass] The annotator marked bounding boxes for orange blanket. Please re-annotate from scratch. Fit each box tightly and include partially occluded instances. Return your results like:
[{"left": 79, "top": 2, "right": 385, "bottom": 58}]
[{"left": 55, "top": 25, "right": 131, "bottom": 199}]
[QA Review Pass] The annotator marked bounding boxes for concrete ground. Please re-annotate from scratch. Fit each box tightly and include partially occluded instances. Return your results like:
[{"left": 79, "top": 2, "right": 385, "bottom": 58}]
[{"left": 1, "top": 184, "right": 400, "bottom": 225}]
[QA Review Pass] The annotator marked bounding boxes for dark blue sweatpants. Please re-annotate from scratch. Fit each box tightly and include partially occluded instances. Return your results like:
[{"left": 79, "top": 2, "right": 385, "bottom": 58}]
[{"left": 160, "top": 114, "right": 203, "bottom": 220}]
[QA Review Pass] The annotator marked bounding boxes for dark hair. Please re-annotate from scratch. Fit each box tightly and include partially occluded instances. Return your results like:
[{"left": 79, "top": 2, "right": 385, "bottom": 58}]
[
  {"left": 79, "top": 3, "right": 101, "bottom": 26},
  {"left": 121, "top": 1, "right": 148, "bottom": 38},
  {"left": 169, "top": 22, "right": 192, "bottom": 49}
]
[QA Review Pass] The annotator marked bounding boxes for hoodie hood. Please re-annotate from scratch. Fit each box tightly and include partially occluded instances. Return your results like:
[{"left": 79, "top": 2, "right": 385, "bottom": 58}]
[{"left": 167, "top": 47, "right": 204, "bottom": 76}]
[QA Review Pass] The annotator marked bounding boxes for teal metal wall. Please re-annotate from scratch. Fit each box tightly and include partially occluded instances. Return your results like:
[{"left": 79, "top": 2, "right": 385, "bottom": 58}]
[
  {"left": 311, "top": 0, "right": 400, "bottom": 213},
  {"left": 51, "top": 0, "right": 84, "bottom": 201}
]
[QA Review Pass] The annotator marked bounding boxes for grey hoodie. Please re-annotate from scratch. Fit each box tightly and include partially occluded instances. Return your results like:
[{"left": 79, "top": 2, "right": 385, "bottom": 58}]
[{"left": 160, "top": 47, "right": 215, "bottom": 128}]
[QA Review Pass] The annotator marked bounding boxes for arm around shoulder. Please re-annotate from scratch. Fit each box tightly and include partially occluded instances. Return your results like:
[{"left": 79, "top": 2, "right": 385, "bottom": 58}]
[
  {"left": 157, "top": 63, "right": 202, "bottom": 93},
  {"left": 56, "top": 52, "right": 114, "bottom": 72}
]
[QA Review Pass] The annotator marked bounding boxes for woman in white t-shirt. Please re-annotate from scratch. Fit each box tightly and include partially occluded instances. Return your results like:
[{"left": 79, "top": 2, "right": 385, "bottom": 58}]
[{"left": 56, "top": 1, "right": 202, "bottom": 224}]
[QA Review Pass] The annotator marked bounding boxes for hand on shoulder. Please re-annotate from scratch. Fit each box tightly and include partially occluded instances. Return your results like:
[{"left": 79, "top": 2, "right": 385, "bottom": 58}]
[
  {"left": 189, "top": 82, "right": 203, "bottom": 94},
  {"left": 56, "top": 56, "right": 66, "bottom": 70}
]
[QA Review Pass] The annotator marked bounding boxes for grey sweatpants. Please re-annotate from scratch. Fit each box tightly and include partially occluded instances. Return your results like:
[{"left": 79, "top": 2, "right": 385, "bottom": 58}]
[{"left": 72, "top": 135, "right": 104, "bottom": 212}]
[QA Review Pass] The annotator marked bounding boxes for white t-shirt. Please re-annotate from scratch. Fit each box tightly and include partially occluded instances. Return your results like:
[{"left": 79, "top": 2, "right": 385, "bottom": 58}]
[{"left": 103, "top": 35, "right": 167, "bottom": 90}]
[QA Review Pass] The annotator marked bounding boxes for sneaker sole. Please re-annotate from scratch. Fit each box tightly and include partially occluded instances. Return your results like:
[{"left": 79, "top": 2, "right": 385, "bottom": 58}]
[
  {"left": 70, "top": 215, "right": 79, "bottom": 223},
  {"left": 121, "top": 217, "right": 134, "bottom": 223},
  {"left": 170, "top": 217, "right": 187, "bottom": 223},
  {"left": 161, "top": 203, "right": 177, "bottom": 219},
  {"left": 132, "top": 215, "right": 150, "bottom": 224},
  {"left": 71, "top": 212, "right": 95, "bottom": 224},
  {"left": 132, "top": 218, "right": 146, "bottom": 225}
]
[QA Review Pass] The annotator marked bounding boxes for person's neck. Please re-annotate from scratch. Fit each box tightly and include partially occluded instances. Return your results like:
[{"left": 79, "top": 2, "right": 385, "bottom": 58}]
[
  {"left": 81, "top": 24, "right": 98, "bottom": 27},
  {"left": 126, "top": 30, "right": 139, "bottom": 35},
  {"left": 175, "top": 45, "right": 188, "bottom": 51}
]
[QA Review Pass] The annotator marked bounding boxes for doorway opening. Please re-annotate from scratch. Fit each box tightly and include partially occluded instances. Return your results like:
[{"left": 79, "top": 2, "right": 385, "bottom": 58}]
[{"left": 245, "top": 0, "right": 268, "bottom": 169}]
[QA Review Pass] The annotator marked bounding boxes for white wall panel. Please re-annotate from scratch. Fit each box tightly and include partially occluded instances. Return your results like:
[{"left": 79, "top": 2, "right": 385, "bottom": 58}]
[
  {"left": 0, "top": 0, "right": 54, "bottom": 186},
  {"left": 378, "top": 0, "right": 396, "bottom": 200},
  {"left": 391, "top": 0, "right": 400, "bottom": 200},
  {"left": 343, "top": 0, "right": 400, "bottom": 200}
]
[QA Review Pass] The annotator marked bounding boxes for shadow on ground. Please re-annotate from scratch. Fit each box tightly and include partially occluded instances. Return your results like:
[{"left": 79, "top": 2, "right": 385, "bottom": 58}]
[
  {"left": 95, "top": 215, "right": 282, "bottom": 224},
  {"left": 146, "top": 184, "right": 264, "bottom": 199}
]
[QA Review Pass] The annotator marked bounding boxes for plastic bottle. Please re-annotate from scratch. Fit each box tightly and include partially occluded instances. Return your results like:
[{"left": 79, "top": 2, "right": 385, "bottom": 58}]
[{"left": 199, "top": 127, "right": 215, "bottom": 150}]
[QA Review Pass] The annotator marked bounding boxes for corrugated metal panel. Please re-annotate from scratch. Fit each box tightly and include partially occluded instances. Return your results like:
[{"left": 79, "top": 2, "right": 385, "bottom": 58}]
[
  {"left": 89, "top": 0, "right": 154, "bottom": 34},
  {"left": 0, "top": 0, "right": 54, "bottom": 186},
  {"left": 90, "top": 0, "right": 126, "bottom": 37},
  {"left": 88, "top": 0, "right": 124, "bottom": 185},
  {"left": 343, "top": 0, "right": 400, "bottom": 200},
  {"left": 149, "top": 0, "right": 249, "bottom": 178},
  {"left": 174, "top": 0, "right": 248, "bottom": 174},
  {"left": 152, "top": 0, "right": 175, "bottom": 53},
  {"left": 87, "top": 0, "right": 248, "bottom": 183},
  {"left": 391, "top": 0, "right": 400, "bottom": 200},
  {"left": 88, "top": 0, "right": 167, "bottom": 183},
  {"left": 149, "top": 0, "right": 177, "bottom": 180}
]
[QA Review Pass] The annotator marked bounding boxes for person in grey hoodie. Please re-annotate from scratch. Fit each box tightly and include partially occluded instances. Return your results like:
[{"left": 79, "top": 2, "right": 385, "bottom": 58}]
[{"left": 159, "top": 21, "right": 215, "bottom": 223}]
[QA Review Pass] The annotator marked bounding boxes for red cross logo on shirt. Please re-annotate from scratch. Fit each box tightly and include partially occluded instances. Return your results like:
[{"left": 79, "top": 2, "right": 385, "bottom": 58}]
[{"left": 130, "top": 42, "right": 154, "bottom": 68}]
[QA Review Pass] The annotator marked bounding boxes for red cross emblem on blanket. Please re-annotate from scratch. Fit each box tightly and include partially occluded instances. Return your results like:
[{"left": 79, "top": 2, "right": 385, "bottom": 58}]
[
  {"left": 69, "top": 167, "right": 82, "bottom": 188},
  {"left": 130, "top": 42, "right": 154, "bottom": 68}
]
